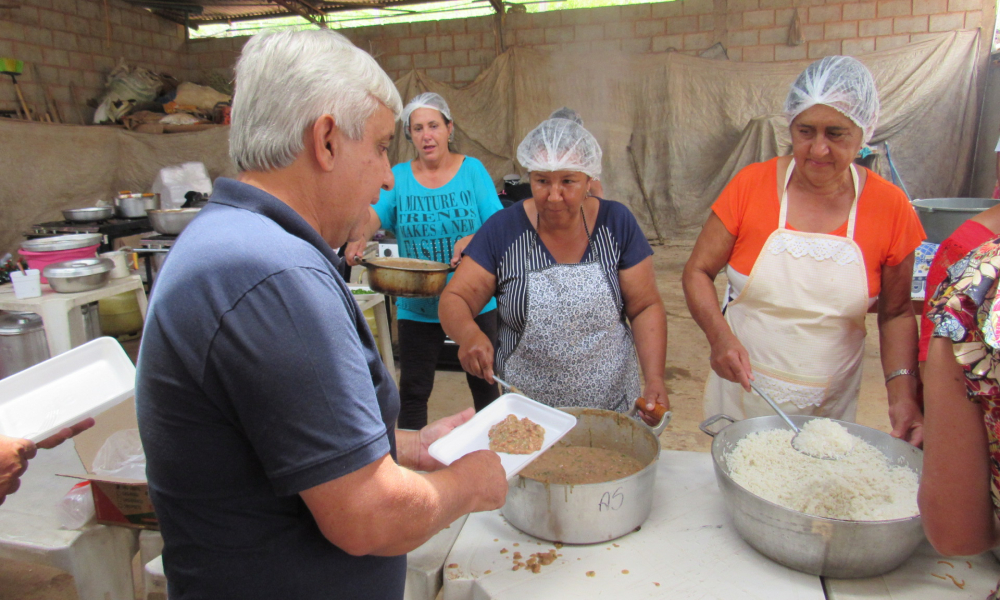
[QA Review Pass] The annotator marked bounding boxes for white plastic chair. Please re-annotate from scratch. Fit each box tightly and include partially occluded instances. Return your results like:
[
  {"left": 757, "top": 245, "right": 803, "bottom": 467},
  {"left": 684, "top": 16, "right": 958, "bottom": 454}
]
[{"left": 0, "top": 441, "right": 140, "bottom": 600}]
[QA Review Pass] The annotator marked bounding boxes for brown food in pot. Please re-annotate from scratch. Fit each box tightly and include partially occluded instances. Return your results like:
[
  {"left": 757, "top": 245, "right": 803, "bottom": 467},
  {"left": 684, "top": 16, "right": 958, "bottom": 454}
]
[
  {"left": 488, "top": 415, "right": 545, "bottom": 454},
  {"left": 520, "top": 446, "right": 645, "bottom": 485}
]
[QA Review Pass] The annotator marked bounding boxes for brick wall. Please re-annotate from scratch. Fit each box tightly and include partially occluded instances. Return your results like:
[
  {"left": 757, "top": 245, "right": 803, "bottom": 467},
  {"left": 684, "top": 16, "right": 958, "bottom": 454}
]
[
  {"left": 0, "top": 0, "right": 185, "bottom": 124},
  {"left": 189, "top": 0, "right": 995, "bottom": 86},
  {"left": 0, "top": 0, "right": 993, "bottom": 122}
]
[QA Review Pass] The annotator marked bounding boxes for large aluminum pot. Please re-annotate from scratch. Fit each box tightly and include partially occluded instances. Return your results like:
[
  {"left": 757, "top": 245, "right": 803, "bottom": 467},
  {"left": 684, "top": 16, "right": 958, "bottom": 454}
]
[
  {"left": 700, "top": 414, "right": 924, "bottom": 578},
  {"left": 43, "top": 258, "right": 114, "bottom": 293},
  {"left": 911, "top": 198, "right": 1000, "bottom": 244},
  {"left": 0, "top": 311, "right": 49, "bottom": 379},
  {"left": 148, "top": 208, "right": 201, "bottom": 235},
  {"left": 502, "top": 407, "right": 670, "bottom": 544},
  {"left": 115, "top": 193, "right": 160, "bottom": 218},
  {"left": 358, "top": 257, "right": 453, "bottom": 298}
]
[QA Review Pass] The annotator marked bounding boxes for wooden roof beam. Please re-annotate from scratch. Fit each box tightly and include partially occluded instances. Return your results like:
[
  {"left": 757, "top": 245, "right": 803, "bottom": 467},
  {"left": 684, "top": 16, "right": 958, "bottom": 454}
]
[{"left": 271, "top": 0, "right": 327, "bottom": 27}]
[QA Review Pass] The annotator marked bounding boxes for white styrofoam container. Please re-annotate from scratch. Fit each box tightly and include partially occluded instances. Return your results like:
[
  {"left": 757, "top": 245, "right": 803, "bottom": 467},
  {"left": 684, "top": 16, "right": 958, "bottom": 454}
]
[
  {"left": 428, "top": 393, "right": 577, "bottom": 478},
  {"left": 0, "top": 337, "right": 135, "bottom": 442}
]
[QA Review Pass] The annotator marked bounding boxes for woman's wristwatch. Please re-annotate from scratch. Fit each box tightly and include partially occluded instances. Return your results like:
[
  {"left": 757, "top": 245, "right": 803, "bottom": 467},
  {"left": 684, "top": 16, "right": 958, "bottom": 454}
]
[{"left": 884, "top": 368, "right": 919, "bottom": 383}]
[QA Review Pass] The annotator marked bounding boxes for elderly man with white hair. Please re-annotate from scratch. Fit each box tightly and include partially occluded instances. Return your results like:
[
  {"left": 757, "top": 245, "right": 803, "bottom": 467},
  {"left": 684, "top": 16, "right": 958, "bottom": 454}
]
[{"left": 135, "top": 29, "right": 506, "bottom": 600}]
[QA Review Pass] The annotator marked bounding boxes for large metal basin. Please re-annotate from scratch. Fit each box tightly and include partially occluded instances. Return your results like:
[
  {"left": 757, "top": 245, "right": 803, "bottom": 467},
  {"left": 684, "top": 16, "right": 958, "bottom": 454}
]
[
  {"left": 358, "top": 257, "right": 453, "bottom": 298},
  {"left": 911, "top": 198, "right": 999, "bottom": 244},
  {"left": 702, "top": 414, "right": 924, "bottom": 578},
  {"left": 502, "top": 408, "right": 661, "bottom": 544}
]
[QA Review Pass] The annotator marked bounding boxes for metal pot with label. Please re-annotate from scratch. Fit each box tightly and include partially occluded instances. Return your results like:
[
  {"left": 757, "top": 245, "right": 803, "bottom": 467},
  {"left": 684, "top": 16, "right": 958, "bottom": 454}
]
[
  {"left": 502, "top": 404, "right": 671, "bottom": 544},
  {"left": 0, "top": 311, "right": 49, "bottom": 379}
]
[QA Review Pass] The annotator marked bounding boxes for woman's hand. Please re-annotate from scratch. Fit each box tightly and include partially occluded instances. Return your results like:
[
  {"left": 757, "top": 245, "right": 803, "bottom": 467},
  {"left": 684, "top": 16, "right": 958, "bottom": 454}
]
[
  {"left": 450, "top": 234, "right": 474, "bottom": 268},
  {"left": 344, "top": 239, "right": 368, "bottom": 266},
  {"left": 638, "top": 380, "right": 670, "bottom": 427},
  {"left": 709, "top": 331, "right": 753, "bottom": 392},
  {"left": 457, "top": 330, "right": 496, "bottom": 382}
]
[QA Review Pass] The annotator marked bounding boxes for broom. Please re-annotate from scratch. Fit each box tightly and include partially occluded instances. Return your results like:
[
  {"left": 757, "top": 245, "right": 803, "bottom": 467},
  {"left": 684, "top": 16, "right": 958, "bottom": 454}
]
[{"left": 1, "top": 58, "right": 33, "bottom": 121}]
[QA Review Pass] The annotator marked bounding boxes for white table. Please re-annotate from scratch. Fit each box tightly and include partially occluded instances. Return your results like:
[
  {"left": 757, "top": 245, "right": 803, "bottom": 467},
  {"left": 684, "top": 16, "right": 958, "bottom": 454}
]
[
  {"left": 351, "top": 288, "right": 395, "bottom": 378},
  {"left": 0, "top": 441, "right": 140, "bottom": 600},
  {"left": 443, "top": 451, "right": 826, "bottom": 599},
  {"left": 825, "top": 540, "right": 1000, "bottom": 599},
  {"left": 0, "top": 274, "right": 147, "bottom": 356}
]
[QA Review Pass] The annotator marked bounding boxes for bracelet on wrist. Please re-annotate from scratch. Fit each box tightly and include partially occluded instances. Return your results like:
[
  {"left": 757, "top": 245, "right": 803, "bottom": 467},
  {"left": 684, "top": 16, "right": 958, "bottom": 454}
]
[{"left": 884, "top": 368, "right": 918, "bottom": 384}]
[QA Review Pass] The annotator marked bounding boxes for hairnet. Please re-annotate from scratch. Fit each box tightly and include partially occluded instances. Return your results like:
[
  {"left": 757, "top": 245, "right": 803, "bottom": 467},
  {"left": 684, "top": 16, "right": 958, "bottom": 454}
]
[
  {"left": 516, "top": 118, "right": 602, "bottom": 178},
  {"left": 784, "top": 56, "right": 880, "bottom": 143},
  {"left": 548, "top": 107, "right": 584, "bottom": 126},
  {"left": 401, "top": 92, "right": 452, "bottom": 141}
]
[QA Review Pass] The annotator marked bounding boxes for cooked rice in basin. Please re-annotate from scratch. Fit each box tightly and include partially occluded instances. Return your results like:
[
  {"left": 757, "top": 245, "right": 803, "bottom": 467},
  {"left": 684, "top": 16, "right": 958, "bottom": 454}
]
[{"left": 726, "top": 423, "right": 919, "bottom": 521}]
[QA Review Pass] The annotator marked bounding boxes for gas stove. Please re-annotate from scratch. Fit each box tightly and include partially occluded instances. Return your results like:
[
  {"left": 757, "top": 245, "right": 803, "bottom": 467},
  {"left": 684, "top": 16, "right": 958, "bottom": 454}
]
[{"left": 27, "top": 218, "right": 154, "bottom": 252}]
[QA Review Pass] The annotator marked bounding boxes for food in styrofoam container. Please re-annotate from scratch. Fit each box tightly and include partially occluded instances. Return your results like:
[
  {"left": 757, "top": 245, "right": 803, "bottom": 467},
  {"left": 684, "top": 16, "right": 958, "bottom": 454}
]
[
  {"left": 792, "top": 418, "right": 857, "bottom": 459},
  {"left": 726, "top": 426, "right": 919, "bottom": 521},
  {"left": 488, "top": 415, "right": 545, "bottom": 454}
]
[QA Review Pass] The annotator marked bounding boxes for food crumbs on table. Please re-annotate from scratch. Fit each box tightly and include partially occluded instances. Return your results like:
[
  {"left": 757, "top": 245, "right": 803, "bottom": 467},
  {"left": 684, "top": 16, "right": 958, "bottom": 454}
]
[
  {"left": 537, "top": 550, "right": 558, "bottom": 565},
  {"left": 654, "top": 582, "right": 661, "bottom": 587},
  {"left": 554, "top": 542, "right": 563, "bottom": 549},
  {"left": 966, "top": 561, "right": 973, "bottom": 569},
  {"left": 621, "top": 570, "right": 629, "bottom": 574},
  {"left": 513, "top": 543, "right": 519, "bottom": 546},
  {"left": 938, "top": 560, "right": 955, "bottom": 568},
  {"left": 577, "top": 558, "right": 581, "bottom": 561},
  {"left": 447, "top": 563, "right": 458, "bottom": 568},
  {"left": 484, "top": 570, "right": 492, "bottom": 575},
  {"left": 513, "top": 552, "right": 522, "bottom": 560},
  {"left": 500, "top": 548, "right": 508, "bottom": 554},
  {"left": 512, "top": 565, "right": 520, "bottom": 571},
  {"left": 530, "top": 564, "right": 541, "bottom": 574},
  {"left": 494, "top": 539, "right": 498, "bottom": 542},
  {"left": 931, "top": 573, "right": 947, "bottom": 581},
  {"left": 586, "top": 571, "right": 596, "bottom": 577},
  {"left": 945, "top": 574, "right": 966, "bottom": 589},
  {"left": 613, "top": 543, "right": 620, "bottom": 548}
]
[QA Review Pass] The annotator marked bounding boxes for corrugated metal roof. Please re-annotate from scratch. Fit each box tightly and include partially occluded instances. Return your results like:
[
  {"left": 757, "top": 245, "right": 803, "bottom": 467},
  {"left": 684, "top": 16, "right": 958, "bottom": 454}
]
[{"left": 126, "top": 0, "right": 480, "bottom": 25}]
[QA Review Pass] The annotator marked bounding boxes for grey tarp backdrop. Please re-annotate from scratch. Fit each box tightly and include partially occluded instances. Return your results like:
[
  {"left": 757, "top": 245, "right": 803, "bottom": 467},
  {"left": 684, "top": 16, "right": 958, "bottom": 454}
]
[{"left": 0, "top": 29, "right": 980, "bottom": 258}]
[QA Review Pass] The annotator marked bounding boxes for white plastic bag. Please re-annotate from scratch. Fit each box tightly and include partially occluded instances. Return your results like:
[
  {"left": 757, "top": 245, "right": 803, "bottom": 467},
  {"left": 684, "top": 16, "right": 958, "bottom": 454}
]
[
  {"left": 92, "top": 429, "right": 147, "bottom": 480},
  {"left": 58, "top": 481, "right": 96, "bottom": 530},
  {"left": 151, "top": 162, "right": 213, "bottom": 210}
]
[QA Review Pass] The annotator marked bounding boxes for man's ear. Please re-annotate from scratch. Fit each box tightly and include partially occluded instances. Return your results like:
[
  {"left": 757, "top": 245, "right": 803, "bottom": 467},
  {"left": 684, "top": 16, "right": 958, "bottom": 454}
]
[{"left": 311, "top": 114, "right": 338, "bottom": 171}]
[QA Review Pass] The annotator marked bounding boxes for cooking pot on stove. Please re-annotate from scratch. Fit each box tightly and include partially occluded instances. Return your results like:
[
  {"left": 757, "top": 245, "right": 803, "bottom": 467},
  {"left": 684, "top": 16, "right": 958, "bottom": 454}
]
[
  {"left": 62, "top": 206, "right": 113, "bottom": 223},
  {"left": 502, "top": 405, "right": 670, "bottom": 544},
  {"left": 114, "top": 193, "right": 160, "bottom": 218},
  {"left": 699, "top": 414, "right": 924, "bottom": 578}
]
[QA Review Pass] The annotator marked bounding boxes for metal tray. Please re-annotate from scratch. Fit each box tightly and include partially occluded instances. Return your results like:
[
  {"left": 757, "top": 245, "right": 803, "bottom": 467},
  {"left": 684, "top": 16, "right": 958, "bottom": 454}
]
[
  {"left": 20, "top": 233, "right": 103, "bottom": 252},
  {"left": 0, "top": 337, "right": 135, "bottom": 442}
]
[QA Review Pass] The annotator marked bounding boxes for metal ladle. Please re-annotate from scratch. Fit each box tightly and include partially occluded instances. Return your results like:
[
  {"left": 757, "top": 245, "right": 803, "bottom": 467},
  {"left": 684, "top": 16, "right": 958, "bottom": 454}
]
[{"left": 748, "top": 381, "right": 847, "bottom": 460}]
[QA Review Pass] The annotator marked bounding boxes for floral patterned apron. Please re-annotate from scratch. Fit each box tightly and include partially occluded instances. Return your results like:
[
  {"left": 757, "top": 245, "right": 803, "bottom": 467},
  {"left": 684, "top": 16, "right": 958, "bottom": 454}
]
[
  {"left": 704, "top": 159, "right": 869, "bottom": 421},
  {"left": 502, "top": 215, "right": 641, "bottom": 412}
]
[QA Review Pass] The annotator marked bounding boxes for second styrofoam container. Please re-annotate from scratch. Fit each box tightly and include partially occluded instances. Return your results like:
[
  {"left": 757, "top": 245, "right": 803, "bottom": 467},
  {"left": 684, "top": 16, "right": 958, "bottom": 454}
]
[
  {"left": 0, "top": 337, "right": 135, "bottom": 442},
  {"left": 428, "top": 393, "right": 577, "bottom": 478}
]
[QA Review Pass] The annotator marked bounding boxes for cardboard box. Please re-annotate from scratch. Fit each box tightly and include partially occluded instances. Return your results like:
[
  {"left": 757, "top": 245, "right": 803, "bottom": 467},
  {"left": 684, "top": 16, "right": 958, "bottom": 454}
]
[{"left": 61, "top": 400, "right": 159, "bottom": 530}]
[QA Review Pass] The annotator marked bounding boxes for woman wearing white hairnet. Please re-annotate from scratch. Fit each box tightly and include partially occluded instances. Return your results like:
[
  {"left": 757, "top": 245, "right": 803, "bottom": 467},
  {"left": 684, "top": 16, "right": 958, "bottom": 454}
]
[
  {"left": 682, "top": 56, "right": 925, "bottom": 445},
  {"left": 345, "top": 92, "right": 503, "bottom": 429},
  {"left": 439, "top": 118, "right": 670, "bottom": 423}
]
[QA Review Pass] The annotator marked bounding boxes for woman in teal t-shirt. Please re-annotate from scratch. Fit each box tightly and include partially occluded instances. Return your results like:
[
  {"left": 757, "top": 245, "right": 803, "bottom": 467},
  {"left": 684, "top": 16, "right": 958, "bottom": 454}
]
[{"left": 346, "top": 92, "right": 503, "bottom": 429}]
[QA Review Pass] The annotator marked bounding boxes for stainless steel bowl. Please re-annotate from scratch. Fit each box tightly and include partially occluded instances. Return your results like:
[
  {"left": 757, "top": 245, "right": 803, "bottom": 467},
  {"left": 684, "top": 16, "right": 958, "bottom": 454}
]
[
  {"left": 701, "top": 414, "right": 924, "bottom": 578},
  {"left": 20, "top": 233, "right": 103, "bottom": 252},
  {"left": 43, "top": 258, "right": 114, "bottom": 293},
  {"left": 115, "top": 193, "right": 160, "bottom": 218},
  {"left": 147, "top": 208, "right": 200, "bottom": 235},
  {"left": 502, "top": 408, "right": 662, "bottom": 544},
  {"left": 62, "top": 206, "right": 113, "bottom": 222},
  {"left": 911, "top": 198, "right": 1000, "bottom": 244}
]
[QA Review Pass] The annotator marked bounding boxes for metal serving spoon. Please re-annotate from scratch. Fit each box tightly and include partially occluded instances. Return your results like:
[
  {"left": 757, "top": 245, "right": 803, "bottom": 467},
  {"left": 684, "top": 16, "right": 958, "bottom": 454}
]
[{"left": 748, "top": 381, "right": 848, "bottom": 460}]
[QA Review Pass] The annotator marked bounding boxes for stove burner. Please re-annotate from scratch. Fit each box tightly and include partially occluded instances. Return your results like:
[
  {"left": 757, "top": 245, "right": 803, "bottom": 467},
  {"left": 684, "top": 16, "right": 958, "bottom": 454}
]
[{"left": 26, "top": 217, "right": 154, "bottom": 253}]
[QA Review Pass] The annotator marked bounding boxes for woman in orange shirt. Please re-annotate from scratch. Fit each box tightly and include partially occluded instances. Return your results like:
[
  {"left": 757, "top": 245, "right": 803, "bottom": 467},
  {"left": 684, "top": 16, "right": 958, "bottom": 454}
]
[{"left": 682, "top": 56, "right": 925, "bottom": 446}]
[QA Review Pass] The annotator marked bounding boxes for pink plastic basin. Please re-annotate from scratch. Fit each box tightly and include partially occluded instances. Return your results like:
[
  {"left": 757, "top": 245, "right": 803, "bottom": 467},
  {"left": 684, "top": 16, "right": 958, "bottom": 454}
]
[{"left": 21, "top": 245, "right": 100, "bottom": 283}]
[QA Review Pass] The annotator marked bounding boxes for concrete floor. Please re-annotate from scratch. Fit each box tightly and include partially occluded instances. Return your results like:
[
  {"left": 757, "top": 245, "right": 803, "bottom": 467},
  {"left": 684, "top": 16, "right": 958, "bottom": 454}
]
[{"left": 0, "top": 240, "right": 898, "bottom": 599}]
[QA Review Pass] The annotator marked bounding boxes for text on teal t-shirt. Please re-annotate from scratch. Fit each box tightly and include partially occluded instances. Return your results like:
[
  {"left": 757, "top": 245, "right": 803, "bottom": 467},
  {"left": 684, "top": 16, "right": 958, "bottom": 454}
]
[{"left": 374, "top": 156, "right": 502, "bottom": 322}]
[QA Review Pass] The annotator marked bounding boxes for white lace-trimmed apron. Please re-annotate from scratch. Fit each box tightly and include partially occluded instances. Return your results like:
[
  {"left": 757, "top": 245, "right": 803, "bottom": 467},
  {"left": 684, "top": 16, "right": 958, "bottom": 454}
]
[
  {"left": 704, "top": 159, "right": 869, "bottom": 421},
  {"left": 502, "top": 218, "right": 641, "bottom": 412}
]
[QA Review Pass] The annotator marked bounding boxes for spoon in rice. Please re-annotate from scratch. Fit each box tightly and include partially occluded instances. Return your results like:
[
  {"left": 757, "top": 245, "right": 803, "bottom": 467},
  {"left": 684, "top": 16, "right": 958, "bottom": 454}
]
[{"left": 748, "top": 381, "right": 854, "bottom": 460}]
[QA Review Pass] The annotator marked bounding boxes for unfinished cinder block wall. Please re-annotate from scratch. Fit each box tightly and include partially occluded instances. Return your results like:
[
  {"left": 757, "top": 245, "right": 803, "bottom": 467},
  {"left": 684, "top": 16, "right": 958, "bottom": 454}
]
[{"left": 0, "top": 0, "right": 186, "bottom": 124}]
